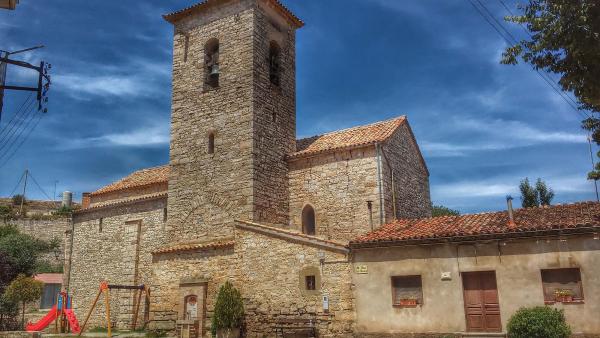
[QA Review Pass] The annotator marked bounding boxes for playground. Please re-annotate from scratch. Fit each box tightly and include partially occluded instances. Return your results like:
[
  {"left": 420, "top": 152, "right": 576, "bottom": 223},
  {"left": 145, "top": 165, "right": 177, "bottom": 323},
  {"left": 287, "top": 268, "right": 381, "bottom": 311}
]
[{"left": 21, "top": 282, "right": 150, "bottom": 338}]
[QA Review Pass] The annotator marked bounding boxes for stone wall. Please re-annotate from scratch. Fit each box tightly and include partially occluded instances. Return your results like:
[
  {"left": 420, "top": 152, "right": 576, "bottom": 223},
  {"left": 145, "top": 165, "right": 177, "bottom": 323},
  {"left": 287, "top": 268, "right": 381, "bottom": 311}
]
[
  {"left": 150, "top": 224, "right": 353, "bottom": 338},
  {"left": 5, "top": 217, "right": 70, "bottom": 268},
  {"left": 380, "top": 122, "right": 431, "bottom": 221},
  {"left": 68, "top": 198, "right": 167, "bottom": 330},
  {"left": 288, "top": 147, "right": 381, "bottom": 243}
]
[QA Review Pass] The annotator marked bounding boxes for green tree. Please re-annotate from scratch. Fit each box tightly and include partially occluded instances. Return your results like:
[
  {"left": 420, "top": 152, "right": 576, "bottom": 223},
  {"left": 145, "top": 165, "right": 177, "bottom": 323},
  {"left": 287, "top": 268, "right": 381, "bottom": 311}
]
[
  {"left": 431, "top": 205, "right": 460, "bottom": 217},
  {"left": 4, "top": 274, "right": 43, "bottom": 327},
  {"left": 520, "top": 178, "right": 555, "bottom": 207},
  {"left": 501, "top": 0, "right": 600, "bottom": 179},
  {"left": 211, "top": 281, "right": 244, "bottom": 337},
  {"left": 0, "top": 295, "right": 19, "bottom": 330}
]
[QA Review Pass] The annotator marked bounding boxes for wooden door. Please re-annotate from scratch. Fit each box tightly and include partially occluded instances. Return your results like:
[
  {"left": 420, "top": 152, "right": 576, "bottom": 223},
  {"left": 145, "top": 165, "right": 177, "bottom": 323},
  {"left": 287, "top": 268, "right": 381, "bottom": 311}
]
[{"left": 462, "top": 271, "right": 502, "bottom": 332}]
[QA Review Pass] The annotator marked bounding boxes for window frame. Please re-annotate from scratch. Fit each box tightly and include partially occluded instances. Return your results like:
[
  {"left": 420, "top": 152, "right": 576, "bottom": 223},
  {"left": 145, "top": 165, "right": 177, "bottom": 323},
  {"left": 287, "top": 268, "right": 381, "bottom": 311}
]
[
  {"left": 204, "top": 38, "right": 220, "bottom": 89},
  {"left": 391, "top": 275, "right": 423, "bottom": 307},
  {"left": 305, "top": 275, "right": 316, "bottom": 291},
  {"left": 541, "top": 268, "right": 584, "bottom": 304}
]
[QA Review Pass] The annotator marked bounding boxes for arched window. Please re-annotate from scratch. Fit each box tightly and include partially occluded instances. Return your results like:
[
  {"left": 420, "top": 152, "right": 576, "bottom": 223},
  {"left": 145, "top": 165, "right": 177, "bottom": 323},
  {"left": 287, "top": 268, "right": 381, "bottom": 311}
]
[
  {"left": 208, "top": 132, "right": 215, "bottom": 154},
  {"left": 301, "top": 205, "right": 316, "bottom": 235},
  {"left": 184, "top": 295, "right": 198, "bottom": 320},
  {"left": 205, "top": 38, "right": 219, "bottom": 88},
  {"left": 269, "top": 41, "right": 281, "bottom": 86}
]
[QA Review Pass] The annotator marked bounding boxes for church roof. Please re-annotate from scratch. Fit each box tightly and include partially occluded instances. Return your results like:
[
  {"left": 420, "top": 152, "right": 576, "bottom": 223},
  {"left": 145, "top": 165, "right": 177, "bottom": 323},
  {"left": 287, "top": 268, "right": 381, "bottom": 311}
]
[
  {"left": 350, "top": 201, "right": 600, "bottom": 248},
  {"left": 290, "top": 116, "right": 407, "bottom": 159},
  {"left": 163, "top": 0, "right": 304, "bottom": 28},
  {"left": 90, "top": 165, "right": 169, "bottom": 196}
]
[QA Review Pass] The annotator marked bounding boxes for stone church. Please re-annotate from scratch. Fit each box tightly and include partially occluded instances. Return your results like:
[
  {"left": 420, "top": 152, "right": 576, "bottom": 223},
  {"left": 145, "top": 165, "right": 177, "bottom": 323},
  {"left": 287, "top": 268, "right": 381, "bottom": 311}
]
[{"left": 67, "top": 0, "right": 431, "bottom": 336}]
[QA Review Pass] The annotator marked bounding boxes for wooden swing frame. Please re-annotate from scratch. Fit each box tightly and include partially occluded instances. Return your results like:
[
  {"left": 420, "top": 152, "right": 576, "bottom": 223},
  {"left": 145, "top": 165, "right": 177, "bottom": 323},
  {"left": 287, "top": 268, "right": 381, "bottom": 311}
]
[{"left": 78, "top": 281, "right": 151, "bottom": 337}]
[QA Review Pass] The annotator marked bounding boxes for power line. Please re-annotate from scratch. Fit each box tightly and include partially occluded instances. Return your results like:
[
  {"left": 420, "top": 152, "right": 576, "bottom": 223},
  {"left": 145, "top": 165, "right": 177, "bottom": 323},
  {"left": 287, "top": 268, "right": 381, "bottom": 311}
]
[
  {"left": 467, "top": 0, "right": 590, "bottom": 120},
  {"left": 8, "top": 170, "right": 26, "bottom": 197},
  {"left": 28, "top": 171, "right": 52, "bottom": 200},
  {"left": 0, "top": 111, "right": 45, "bottom": 169},
  {"left": 0, "top": 93, "right": 34, "bottom": 138},
  {"left": 0, "top": 101, "right": 38, "bottom": 156},
  {"left": 0, "top": 97, "right": 36, "bottom": 147}
]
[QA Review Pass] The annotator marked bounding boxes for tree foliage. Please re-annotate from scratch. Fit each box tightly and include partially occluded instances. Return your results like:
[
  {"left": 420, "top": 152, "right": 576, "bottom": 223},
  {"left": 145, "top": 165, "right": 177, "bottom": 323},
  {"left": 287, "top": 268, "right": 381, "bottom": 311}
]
[
  {"left": 431, "top": 205, "right": 460, "bottom": 217},
  {"left": 4, "top": 274, "right": 43, "bottom": 327},
  {"left": 520, "top": 178, "right": 554, "bottom": 207},
  {"left": 507, "top": 306, "right": 571, "bottom": 338},
  {"left": 211, "top": 281, "right": 244, "bottom": 337},
  {"left": 502, "top": 0, "right": 600, "bottom": 179}
]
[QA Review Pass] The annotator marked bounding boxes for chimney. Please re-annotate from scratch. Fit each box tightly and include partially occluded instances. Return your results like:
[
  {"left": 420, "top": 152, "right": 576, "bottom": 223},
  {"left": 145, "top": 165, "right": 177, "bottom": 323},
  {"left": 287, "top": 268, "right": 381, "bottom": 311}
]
[
  {"left": 506, "top": 195, "right": 516, "bottom": 228},
  {"left": 82, "top": 192, "right": 91, "bottom": 209},
  {"left": 367, "top": 200, "right": 374, "bottom": 231}
]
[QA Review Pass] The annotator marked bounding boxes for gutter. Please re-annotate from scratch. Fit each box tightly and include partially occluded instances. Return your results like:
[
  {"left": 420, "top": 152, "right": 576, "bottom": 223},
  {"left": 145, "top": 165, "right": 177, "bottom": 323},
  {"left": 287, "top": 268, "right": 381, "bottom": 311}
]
[{"left": 375, "top": 143, "right": 384, "bottom": 226}]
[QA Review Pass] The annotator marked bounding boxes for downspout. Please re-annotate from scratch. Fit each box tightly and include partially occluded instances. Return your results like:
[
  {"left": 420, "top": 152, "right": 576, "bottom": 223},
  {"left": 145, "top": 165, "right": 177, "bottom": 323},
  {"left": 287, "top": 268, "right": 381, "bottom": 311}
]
[
  {"left": 375, "top": 143, "right": 384, "bottom": 226},
  {"left": 66, "top": 216, "right": 75, "bottom": 293}
]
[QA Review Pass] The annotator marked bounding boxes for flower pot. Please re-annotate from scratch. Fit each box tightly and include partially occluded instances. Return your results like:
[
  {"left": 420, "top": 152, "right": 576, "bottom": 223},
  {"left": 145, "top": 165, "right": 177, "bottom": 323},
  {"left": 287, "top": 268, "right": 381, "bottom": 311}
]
[
  {"left": 564, "top": 295, "right": 573, "bottom": 302},
  {"left": 399, "top": 299, "right": 417, "bottom": 306},
  {"left": 216, "top": 328, "right": 240, "bottom": 338}
]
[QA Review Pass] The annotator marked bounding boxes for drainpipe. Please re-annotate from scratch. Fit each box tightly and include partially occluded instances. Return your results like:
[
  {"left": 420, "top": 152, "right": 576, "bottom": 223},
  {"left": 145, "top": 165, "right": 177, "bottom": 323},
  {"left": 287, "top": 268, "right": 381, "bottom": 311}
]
[{"left": 376, "top": 143, "right": 384, "bottom": 226}]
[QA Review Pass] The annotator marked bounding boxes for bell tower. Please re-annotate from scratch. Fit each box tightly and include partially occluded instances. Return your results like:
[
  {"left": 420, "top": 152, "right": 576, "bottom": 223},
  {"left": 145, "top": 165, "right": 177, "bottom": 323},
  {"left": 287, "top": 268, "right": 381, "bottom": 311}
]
[{"left": 164, "top": 0, "right": 303, "bottom": 242}]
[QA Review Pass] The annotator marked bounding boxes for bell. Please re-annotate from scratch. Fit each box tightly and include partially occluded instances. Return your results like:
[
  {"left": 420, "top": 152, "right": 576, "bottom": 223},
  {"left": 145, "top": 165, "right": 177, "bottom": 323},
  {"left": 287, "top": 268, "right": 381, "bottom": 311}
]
[{"left": 210, "top": 64, "right": 220, "bottom": 75}]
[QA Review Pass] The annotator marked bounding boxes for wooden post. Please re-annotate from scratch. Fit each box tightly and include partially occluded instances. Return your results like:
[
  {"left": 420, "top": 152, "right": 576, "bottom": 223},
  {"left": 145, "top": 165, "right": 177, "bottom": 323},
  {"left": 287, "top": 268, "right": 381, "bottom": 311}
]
[
  {"left": 54, "top": 294, "right": 59, "bottom": 333},
  {"left": 104, "top": 287, "right": 111, "bottom": 338},
  {"left": 142, "top": 287, "right": 150, "bottom": 329},
  {"left": 79, "top": 283, "right": 106, "bottom": 336},
  {"left": 132, "top": 287, "right": 144, "bottom": 330}
]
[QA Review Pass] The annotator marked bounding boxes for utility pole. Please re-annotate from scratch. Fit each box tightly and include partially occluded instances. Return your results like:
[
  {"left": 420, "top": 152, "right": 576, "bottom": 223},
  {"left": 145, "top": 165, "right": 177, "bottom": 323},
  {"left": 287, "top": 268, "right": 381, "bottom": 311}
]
[
  {"left": 0, "top": 45, "right": 49, "bottom": 122},
  {"left": 53, "top": 180, "right": 58, "bottom": 201},
  {"left": 588, "top": 135, "right": 599, "bottom": 202},
  {"left": 19, "top": 169, "right": 28, "bottom": 215}
]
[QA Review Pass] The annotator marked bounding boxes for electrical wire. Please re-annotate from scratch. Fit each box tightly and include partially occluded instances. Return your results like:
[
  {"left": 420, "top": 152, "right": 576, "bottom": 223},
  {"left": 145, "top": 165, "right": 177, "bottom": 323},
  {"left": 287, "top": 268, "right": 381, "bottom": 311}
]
[
  {"left": 467, "top": 0, "right": 590, "bottom": 120},
  {"left": 28, "top": 171, "right": 52, "bottom": 200},
  {"left": 7, "top": 170, "right": 25, "bottom": 197},
  {"left": 0, "top": 93, "right": 35, "bottom": 138},
  {"left": 0, "top": 112, "right": 45, "bottom": 169},
  {"left": 0, "top": 101, "right": 38, "bottom": 156}
]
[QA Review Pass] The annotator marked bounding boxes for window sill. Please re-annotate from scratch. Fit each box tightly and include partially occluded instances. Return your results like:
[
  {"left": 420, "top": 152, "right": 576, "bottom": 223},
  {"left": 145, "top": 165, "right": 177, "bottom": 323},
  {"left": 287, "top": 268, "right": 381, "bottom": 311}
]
[
  {"left": 393, "top": 304, "right": 421, "bottom": 308},
  {"left": 545, "top": 300, "right": 585, "bottom": 305}
]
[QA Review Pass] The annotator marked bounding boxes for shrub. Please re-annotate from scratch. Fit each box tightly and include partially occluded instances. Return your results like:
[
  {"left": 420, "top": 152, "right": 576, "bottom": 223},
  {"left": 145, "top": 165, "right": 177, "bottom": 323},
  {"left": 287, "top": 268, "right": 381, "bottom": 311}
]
[
  {"left": 211, "top": 281, "right": 244, "bottom": 337},
  {"left": 11, "top": 195, "right": 25, "bottom": 207},
  {"left": 507, "top": 306, "right": 571, "bottom": 338}
]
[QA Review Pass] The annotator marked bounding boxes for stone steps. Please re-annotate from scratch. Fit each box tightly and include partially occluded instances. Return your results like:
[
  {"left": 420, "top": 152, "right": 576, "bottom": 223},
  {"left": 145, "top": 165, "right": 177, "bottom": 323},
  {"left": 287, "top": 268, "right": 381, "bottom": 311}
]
[{"left": 460, "top": 332, "right": 507, "bottom": 338}]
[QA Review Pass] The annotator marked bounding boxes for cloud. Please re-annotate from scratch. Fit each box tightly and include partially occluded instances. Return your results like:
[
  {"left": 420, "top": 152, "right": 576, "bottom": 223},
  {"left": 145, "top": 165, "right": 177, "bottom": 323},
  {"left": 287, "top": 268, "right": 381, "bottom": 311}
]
[{"left": 61, "top": 123, "right": 169, "bottom": 149}]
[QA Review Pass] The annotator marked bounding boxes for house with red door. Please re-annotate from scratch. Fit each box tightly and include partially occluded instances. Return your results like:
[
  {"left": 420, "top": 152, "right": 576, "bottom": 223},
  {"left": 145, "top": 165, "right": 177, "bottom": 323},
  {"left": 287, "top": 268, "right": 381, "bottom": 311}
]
[{"left": 349, "top": 200, "right": 600, "bottom": 337}]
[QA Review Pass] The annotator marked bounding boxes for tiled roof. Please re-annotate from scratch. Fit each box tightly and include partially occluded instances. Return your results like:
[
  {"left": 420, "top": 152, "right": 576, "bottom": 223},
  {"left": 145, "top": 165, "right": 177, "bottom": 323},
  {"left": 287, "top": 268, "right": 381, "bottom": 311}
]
[
  {"left": 34, "top": 273, "right": 63, "bottom": 284},
  {"left": 290, "top": 116, "right": 407, "bottom": 159},
  {"left": 91, "top": 165, "right": 169, "bottom": 196},
  {"left": 351, "top": 202, "right": 600, "bottom": 247},
  {"left": 235, "top": 219, "right": 349, "bottom": 253},
  {"left": 152, "top": 240, "right": 235, "bottom": 254},
  {"left": 75, "top": 192, "right": 168, "bottom": 213},
  {"left": 163, "top": 0, "right": 304, "bottom": 28}
]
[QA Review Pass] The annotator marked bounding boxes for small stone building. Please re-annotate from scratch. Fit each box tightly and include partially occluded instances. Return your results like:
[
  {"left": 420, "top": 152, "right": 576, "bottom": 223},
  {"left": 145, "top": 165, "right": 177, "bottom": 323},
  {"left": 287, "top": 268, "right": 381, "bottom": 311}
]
[
  {"left": 67, "top": 1, "right": 431, "bottom": 337},
  {"left": 350, "top": 202, "right": 600, "bottom": 337}
]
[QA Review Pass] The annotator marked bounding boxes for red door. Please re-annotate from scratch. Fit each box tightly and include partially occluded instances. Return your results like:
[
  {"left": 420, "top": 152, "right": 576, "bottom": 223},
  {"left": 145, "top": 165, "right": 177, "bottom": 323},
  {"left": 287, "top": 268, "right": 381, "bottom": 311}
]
[{"left": 462, "top": 271, "right": 502, "bottom": 332}]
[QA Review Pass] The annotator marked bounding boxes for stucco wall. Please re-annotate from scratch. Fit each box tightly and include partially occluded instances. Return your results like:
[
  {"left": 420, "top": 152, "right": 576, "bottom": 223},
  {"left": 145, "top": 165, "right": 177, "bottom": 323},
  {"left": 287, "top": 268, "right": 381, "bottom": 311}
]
[
  {"left": 69, "top": 199, "right": 167, "bottom": 329},
  {"left": 288, "top": 147, "right": 381, "bottom": 243},
  {"left": 352, "top": 235, "right": 600, "bottom": 335}
]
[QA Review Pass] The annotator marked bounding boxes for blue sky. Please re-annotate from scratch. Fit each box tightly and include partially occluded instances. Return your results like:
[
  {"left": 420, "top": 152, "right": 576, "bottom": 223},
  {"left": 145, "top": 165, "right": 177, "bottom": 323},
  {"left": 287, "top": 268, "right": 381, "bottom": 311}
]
[{"left": 0, "top": 0, "right": 596, "bottom": 214}]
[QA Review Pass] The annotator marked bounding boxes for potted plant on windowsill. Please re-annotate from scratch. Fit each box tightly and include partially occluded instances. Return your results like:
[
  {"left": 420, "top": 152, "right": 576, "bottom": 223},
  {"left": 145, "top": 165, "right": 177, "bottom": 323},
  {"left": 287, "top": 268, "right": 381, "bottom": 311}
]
[
  {"left": 398, "top": 299, "right": 418, "bottom": 306},
  {"left": 211, "top": 281, "right": 244, "bottom": 338},
  {"left": 554, "top": 289, "right": 573, "bottom": 303}
]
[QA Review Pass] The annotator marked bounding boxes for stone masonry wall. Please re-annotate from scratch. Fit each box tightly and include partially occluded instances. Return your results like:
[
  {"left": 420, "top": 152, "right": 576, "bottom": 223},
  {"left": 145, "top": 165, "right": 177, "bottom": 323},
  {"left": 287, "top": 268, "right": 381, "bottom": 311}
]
[
  {"left": 380, "top": 122, "right": 431, "bottom": 221},
  {"left": 251, "top": 2, "right": 297, "bottom": 226},
  {"left": 68, "top": 199, "right": 167, "bottom": 330},
  {"left": 150, "top": 226, "right": 353, "bottom": 338},
  {"left": 288, "top": 147, "right": 381, "bottom": 243},
  {"left": 6, "top": 217, "right": 70, "bottom": 268},
  {"left": 167, "top": 1, "right": 256, "bottom": 243}
]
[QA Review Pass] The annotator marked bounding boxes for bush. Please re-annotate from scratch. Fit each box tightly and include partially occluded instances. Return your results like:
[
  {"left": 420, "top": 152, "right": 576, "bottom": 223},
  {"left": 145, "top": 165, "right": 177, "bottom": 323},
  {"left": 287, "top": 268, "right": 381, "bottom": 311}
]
[
  {"left": 211, "top": 281, "right": 244, "bottom": 337},
  {"left": 11, "top": 195, "right": 25, "bottom": 207},
  {"left": 507, "top": 306, "right": 571, "bottom": 338}
]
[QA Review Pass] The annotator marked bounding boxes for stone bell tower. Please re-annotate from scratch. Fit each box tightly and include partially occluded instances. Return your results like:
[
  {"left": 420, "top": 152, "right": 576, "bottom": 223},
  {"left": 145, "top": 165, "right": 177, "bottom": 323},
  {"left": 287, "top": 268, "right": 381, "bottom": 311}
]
[{"left": 164, "top": 0, "right": 303, "bottom": 242}]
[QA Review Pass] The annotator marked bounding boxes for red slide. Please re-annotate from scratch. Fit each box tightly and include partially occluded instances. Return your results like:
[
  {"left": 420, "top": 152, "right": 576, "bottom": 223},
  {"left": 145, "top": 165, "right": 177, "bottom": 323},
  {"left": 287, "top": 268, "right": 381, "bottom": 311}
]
[
  {"left": 26, "top": 305, "right": 58, "bottom": 332},
  {"left": 64, "top": 309, "right": 81, "bottom": 333}
]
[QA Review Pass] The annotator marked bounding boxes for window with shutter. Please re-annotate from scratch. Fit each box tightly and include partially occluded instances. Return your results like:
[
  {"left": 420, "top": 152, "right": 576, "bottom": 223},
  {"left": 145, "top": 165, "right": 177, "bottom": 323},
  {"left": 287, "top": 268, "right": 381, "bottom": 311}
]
[{"left": 391, "top": 275, "right": 423, "bottom": 307}]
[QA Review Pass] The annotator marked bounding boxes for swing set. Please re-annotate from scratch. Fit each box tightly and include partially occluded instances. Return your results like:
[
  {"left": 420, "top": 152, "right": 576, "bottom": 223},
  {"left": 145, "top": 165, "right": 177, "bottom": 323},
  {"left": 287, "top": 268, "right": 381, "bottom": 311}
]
[{"left": 79, "top": 281, "right": 151, "bottom": 338}]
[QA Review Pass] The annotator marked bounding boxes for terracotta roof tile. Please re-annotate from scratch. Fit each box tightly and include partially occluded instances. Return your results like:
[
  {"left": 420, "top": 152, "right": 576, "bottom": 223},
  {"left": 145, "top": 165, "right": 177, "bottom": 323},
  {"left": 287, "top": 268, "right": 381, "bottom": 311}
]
[
  {"left": 163, "top": 0, "right": 304, "bottom": 28},
  {"left": 290, "top": 116, "right": 407, "bottom": 159},
  {"left": 34, "top": 273, "right": 63, "bottom": 284},
  {"left": 91, "top": 165, "right": 169, "bottom": 196},
  {"left": 351, "top": 202, "right": 600, "bottom": 247}
]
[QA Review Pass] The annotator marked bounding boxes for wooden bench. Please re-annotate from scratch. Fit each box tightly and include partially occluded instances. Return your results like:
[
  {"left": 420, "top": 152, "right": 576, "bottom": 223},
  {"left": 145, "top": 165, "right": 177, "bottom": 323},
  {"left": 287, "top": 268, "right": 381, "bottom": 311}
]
[{"left": 273, "top": 317, "right": 317, "bottom": 338}]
